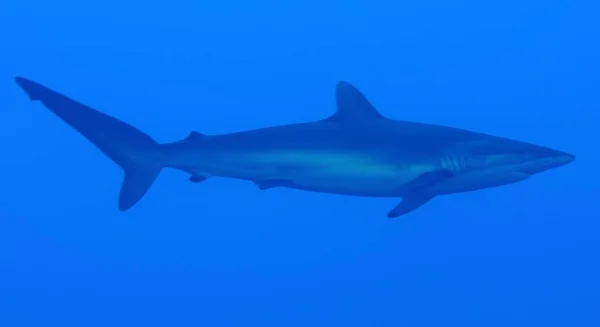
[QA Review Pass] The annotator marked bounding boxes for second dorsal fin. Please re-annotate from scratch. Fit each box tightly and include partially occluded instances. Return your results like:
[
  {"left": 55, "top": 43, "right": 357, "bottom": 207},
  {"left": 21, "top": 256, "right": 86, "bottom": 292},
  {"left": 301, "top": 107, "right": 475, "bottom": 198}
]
[
  {"left": 175, "top": 131, "right": 205, "bottom": 145},
  {"left": 185, "top": 131, "right": 204, "bottom": 140},
  {"left": 325, "top": 81, "right": 385, "bottom": 123}
]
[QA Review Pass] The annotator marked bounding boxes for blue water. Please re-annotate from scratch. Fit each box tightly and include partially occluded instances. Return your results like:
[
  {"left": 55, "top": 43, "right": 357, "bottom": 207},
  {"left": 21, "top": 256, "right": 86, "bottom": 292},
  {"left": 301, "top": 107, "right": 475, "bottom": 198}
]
[{"left": 1, "top": 0, "right": 598, "bottom": 325}]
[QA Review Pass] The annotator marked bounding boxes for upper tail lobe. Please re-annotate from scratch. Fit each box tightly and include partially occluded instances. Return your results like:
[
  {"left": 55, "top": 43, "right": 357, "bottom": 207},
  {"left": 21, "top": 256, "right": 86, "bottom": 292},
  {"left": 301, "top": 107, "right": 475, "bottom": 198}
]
[{"left": 15, "top": 77, "right": 164, "bottom": 211}]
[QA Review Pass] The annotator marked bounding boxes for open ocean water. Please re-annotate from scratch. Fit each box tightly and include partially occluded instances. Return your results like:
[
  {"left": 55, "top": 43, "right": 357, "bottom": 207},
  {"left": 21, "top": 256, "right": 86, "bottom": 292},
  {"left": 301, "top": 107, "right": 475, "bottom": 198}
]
[{"left": 0, "top": 0, "right": 598, "bottom": 325}]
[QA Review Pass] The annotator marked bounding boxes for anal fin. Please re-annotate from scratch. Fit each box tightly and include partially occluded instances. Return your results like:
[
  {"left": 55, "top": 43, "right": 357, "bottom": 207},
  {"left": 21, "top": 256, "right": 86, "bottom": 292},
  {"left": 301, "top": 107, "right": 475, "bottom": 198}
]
[{"left": 254, "top": 179, "right": 293, "bottom": 190}]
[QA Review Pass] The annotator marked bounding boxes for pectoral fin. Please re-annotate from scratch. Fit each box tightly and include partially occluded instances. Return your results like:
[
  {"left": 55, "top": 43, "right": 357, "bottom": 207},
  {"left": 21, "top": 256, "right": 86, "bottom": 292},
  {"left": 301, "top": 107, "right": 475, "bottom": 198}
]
[
  {"left": 387, "top": 170, "right": 453, "bottom": 218},
  {"left": 387, "top": 193, "right": 435, "bottom": 218},
  {"left": 400, "top": 169, "right": 454, "bottom": 192}
]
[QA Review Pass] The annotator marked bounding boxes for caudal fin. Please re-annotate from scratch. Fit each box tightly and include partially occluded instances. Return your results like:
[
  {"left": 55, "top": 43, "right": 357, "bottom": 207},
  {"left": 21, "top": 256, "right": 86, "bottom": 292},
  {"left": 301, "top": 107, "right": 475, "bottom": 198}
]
[{"left": 15, "top": 77, "right": 164, "bottom": 211}]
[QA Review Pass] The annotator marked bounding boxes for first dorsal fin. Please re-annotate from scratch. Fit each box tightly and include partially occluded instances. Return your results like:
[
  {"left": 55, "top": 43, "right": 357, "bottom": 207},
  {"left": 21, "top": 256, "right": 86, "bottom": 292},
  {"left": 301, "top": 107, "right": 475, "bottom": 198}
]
[{"left": 325, "top": 81, "right": 385, "bottom": 122}]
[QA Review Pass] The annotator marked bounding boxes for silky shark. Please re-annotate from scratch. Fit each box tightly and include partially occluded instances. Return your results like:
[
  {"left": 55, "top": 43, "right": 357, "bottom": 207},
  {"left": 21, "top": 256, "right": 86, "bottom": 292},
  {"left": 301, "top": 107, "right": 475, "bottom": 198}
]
[{"left": 14, "top": 77, "right": 574, "bottom": 217}]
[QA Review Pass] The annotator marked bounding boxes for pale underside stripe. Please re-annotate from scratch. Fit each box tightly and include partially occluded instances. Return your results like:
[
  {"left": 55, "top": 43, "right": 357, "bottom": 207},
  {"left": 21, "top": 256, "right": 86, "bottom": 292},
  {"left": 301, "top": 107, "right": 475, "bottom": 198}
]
[{"left": 228, "top": 150, "right": 432, "bottom": 178}]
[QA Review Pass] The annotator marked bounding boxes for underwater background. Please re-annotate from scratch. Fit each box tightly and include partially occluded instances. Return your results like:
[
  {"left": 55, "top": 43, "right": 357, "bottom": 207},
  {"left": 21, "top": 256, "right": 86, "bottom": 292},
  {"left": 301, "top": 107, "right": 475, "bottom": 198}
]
[{"left": 1, "top": 0, "right": 598, "bottom": 325}]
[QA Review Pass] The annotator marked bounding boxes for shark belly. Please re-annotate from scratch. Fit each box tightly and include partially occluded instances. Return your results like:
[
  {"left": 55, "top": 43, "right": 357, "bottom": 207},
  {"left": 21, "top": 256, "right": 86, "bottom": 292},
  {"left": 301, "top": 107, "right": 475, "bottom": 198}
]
[{"left": 431, "top": 170, "right": 530, "bottom": 195}]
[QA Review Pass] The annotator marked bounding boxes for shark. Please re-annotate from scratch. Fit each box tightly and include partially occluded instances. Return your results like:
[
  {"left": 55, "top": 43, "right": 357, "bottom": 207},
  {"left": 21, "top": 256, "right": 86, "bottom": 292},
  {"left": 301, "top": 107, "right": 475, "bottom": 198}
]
[{"left": 14, "top": 77, "right": 575, "bottom": 218}]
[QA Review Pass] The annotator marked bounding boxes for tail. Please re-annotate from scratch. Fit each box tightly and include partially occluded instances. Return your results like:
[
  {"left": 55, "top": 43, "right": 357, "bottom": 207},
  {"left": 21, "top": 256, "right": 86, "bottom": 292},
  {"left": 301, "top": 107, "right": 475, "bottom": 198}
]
[{"left": 15, "top": 77, "right": 164, "bottom": 211}]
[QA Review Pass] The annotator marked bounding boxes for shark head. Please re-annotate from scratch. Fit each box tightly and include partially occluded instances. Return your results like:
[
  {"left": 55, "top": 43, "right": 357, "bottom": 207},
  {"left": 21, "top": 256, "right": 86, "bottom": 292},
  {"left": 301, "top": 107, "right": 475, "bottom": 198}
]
[
  {"left": 460, "top": 138, "right": 575, "bottom": 176},
  {"left": 427, "top": 138, "right": 575, "bottom": 198}
]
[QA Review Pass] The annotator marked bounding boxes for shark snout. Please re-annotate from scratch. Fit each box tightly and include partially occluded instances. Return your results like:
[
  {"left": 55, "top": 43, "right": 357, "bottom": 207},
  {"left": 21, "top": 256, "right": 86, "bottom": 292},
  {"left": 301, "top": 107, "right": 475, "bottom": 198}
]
[
  {"left": 510, "top": 146, "right": 575, "bottom": 175},
  {"left": 559, "top": 152, "right": 575, "bottom": 164},
  {"left": 547, "top": 149, "right": 575, "bottom": 166},
  {"left": 528, "top": 148, "right": 576, "bottom": 173}
]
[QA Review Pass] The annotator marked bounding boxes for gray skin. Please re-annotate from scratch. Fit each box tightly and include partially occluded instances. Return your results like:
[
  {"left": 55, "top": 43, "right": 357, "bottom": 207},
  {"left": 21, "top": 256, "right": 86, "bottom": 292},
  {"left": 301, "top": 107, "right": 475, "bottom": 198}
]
[{"left": 14, "top": 77, "right": 575, "bottom": 218}]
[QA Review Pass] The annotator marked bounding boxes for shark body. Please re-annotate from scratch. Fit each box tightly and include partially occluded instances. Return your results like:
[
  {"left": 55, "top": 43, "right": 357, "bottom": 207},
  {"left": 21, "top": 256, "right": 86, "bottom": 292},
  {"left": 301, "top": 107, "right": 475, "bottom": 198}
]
[{"left": 14, "top": 77, "right": 574, "bottom": 217}]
